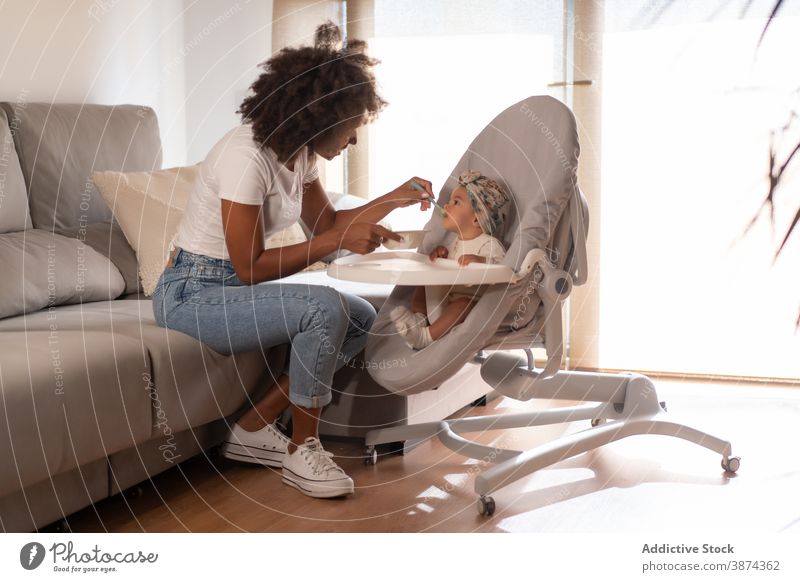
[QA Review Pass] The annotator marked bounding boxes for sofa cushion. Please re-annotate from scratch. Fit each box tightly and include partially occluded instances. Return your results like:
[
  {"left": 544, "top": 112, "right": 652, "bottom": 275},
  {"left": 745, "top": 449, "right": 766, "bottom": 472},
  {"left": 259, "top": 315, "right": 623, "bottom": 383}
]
[
  {"left": 0, "top": 330, "right": 153, "bottom": 498},
  {"left": 0, "top": 459, "right": 108, "bottom": 533},
  {"left": 0, "top": 107, "right": 32, "bottom": 233},
  {"left": 54, "top": 219, "right": 142, "bottom": 296},
  {"left": 92, "top": 165, "right": 200, "bottom": 297},
  {"left": 0, "top": 299, "right": 281, "bottom": 439},
  {"left": 0, "top": 103, "right": 162, "bottom": 231},
  {"left": 0, "top": 229, "right": 126, "bottom": 320}
]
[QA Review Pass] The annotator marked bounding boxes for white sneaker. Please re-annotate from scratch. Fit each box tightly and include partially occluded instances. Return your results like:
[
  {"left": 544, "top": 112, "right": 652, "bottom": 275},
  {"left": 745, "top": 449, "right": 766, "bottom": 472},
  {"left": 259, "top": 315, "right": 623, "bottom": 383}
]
[
  {"left": 281, "top": 437, "right": 354, "bottom": 498},
  {"left": 220, "top": 422, "right": 289, "bottom": 468}
]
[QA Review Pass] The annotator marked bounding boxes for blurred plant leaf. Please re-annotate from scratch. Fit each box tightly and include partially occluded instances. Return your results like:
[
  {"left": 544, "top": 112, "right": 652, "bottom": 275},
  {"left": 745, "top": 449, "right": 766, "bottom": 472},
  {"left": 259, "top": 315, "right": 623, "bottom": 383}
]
[{"left": 756, "top": 0, "right": 785, "bottom": 49}]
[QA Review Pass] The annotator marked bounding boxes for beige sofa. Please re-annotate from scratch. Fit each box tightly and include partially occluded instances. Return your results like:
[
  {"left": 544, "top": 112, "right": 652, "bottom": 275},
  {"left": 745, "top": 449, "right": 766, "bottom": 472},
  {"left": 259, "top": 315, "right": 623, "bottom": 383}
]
[{"left": 0, "top": 103, "right": 491, "bottom": 532}]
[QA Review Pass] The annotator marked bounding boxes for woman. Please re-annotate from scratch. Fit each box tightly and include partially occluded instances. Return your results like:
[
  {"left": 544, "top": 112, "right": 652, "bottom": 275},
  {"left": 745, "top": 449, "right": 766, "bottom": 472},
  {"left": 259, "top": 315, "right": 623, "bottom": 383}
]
[{"left": 151, "top": 22, "right": 433, "bottom": 499}]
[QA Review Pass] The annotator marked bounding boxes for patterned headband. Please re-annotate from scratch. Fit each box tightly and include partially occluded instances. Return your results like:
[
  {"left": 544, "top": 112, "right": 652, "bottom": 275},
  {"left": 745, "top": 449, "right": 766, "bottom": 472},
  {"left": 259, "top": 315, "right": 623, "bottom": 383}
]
[{"left": 457, "top": 170, "right": 511, "bottom": 236}]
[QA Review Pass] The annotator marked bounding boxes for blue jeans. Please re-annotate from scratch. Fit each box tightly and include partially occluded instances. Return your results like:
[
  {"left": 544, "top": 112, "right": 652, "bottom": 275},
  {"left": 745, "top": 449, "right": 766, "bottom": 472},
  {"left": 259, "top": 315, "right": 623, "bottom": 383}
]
[{"left": 151, "top": 248, "right": 376, "bottom": 408}]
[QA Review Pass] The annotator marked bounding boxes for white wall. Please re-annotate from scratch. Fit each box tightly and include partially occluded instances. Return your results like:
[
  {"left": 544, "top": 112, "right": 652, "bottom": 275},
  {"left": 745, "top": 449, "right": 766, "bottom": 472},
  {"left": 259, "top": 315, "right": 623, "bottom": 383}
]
[
  {"left": 182, "top": 0, "right": 273, "bottom": 164},
  {"left": 0, "top": 0, "right": 272, "bottom": 167}
]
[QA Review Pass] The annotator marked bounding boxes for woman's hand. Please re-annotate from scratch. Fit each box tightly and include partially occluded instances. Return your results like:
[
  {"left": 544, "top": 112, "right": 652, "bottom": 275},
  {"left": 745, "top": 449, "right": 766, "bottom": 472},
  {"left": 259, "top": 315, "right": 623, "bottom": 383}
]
[
  {"left": 458, "top": 254, "right": 487, "bottom": 267},
  {"left": 332, "top": 222, "right": 402, "bottom": 255},
  {"left": 384, "top": 177, "right": 435, "bottom": 211},
  {"left": 429, "top": 246, "right": 449, "bottom": 261}
]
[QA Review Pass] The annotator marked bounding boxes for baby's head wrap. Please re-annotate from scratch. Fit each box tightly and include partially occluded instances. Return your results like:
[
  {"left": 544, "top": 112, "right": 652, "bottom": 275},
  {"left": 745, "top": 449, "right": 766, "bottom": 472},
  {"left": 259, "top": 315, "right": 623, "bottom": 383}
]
[{"left": 457, "top": 170, "right": 511, "bottom": 237}]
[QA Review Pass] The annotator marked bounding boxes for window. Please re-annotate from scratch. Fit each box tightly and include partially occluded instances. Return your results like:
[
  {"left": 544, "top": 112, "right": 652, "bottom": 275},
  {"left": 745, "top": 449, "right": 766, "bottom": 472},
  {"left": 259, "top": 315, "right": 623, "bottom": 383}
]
[
  {"left": 333, "top": 0, "right": 799, "bottom": 381},
  {"left": 362, "top": 0, "right": 566, "bottom": 230},
  {"left": 597, "top": 1, "right": 800, "bottom": 378}
]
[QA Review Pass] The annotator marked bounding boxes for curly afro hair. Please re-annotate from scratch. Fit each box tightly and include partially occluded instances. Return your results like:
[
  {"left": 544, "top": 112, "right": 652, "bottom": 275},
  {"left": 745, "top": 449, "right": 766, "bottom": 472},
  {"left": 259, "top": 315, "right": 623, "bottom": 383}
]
[{"left": 237, "top": 20, "right": 387, "bottom": 163}]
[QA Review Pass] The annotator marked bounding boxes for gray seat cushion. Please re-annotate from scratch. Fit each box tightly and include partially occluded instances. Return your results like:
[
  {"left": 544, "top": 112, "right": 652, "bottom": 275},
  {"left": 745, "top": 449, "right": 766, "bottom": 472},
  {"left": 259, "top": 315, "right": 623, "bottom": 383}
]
[
  {"left": 0, "top": 329, "right": 152, "bottom": 498},
  {"left": 0, "top": 300, "right": 282, "bottom": 495}
]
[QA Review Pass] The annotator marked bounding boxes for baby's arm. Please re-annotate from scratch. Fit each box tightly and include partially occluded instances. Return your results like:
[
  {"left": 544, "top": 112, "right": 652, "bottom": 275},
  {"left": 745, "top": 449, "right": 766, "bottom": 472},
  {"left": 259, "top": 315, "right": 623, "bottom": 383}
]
[
  {"left": 458, "top": 237, "right": 506, "bottom": 267},
  {"left": 429, "top": 245, "right": 449, "bottom": 261},
  {"left": 457, "top": 254, "right": 487, "bottom": 267}
]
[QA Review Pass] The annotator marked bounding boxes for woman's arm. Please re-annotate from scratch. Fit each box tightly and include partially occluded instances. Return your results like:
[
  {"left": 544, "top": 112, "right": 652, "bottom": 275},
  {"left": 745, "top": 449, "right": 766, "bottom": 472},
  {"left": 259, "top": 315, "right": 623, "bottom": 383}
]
[
  {"left": 300, "top": 177, "right": 434, "bottom": 236},
  {"left": 222, "top": 199, "right": 338, "bottom": 285},
  {"left": 222, "top": 198, "right": 399, "bottom": 285}
]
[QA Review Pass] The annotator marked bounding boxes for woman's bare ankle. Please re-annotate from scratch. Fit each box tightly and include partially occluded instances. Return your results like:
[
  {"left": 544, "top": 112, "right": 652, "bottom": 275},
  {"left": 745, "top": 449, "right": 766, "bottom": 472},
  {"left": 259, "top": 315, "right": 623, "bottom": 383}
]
[{"left": 236, "top": 415, "right": 275, "bottom": 432}]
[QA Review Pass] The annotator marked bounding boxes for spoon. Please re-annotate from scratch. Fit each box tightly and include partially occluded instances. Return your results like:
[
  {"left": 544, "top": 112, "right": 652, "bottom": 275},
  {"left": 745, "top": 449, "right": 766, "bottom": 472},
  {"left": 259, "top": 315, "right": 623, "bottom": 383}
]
[{"left": 410, "top": 180, "right": 447, "bottom": 217}]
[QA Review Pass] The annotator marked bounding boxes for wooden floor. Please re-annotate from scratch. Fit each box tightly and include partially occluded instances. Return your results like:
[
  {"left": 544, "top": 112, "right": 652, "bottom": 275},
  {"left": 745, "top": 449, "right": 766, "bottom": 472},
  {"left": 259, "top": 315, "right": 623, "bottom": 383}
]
[{"left": 65, "top": 378, "right": 800, "bottom": 533}]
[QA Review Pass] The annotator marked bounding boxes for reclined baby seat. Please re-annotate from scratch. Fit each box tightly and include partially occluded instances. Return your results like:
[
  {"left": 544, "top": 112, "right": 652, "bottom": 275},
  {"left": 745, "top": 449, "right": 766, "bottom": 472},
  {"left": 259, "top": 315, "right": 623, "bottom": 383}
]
[{"left": 333, "top": 95, "right": 739, "bottom": 516}]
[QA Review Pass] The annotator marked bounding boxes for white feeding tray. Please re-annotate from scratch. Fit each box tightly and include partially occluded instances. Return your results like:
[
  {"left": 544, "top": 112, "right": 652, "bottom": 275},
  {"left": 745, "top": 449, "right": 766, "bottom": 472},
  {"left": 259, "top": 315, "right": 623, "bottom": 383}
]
[{"left": 327, "top": 250, "right": 515, "bottom": 286}]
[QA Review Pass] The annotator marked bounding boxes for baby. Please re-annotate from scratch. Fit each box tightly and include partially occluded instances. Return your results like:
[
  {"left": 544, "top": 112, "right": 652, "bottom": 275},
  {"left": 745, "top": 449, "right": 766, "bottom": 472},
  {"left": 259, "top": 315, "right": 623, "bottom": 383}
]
[{"left": 390, "top": 170, "right": 511, "bottom": 349}]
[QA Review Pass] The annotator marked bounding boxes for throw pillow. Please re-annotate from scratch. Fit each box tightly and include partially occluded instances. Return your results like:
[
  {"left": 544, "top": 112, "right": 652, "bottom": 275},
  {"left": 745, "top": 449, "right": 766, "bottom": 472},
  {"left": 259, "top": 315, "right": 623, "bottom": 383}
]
[
  {"left": 0, "top": 229, "right": 126, "bottom": 320},
  {"left": 54, "top": 220, "right": 142, "bottom": 296},
  {"left": 92, "top": 165, "right": 199, "bottom": 297},
  {"left": 93, "top": 165, "right": 328, "bottom": 296}
]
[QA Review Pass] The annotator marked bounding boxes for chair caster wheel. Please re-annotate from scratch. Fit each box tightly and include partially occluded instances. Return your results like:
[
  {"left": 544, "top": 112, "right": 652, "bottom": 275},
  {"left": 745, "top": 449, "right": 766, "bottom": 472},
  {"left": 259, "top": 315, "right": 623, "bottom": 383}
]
[
  {"left": 470, "top": 395, "right": 488, "bottom": 407},
  {"left": 590, "top": 418, "right": 604, "bottom": 427},
  {"left": 364, "top": 446, "right": 378, "bottom": 466},
  {"left": 721, "top": 456, "right": 740, "bottom": 473},
  {"left": 209, "top": 445, "right": 223, "bottom": 461},
  {"left": 124, "top": 485, "right": 144, "bottom": 500},
  {"left": 477, "top": 496, "right": 495, "bottom": 517},
  {"left": 45, "top": 518, "right": 70, "bottom": 533}
]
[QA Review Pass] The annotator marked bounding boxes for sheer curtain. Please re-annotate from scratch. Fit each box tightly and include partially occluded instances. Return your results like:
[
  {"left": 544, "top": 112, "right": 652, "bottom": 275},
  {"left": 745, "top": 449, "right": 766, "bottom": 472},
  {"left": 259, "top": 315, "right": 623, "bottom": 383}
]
[
  {"left": 591, "top": 1, "right": 800, "bottom": 379},
  {"left": 353, "top": 0, "right": 567, "bottom": 230}
]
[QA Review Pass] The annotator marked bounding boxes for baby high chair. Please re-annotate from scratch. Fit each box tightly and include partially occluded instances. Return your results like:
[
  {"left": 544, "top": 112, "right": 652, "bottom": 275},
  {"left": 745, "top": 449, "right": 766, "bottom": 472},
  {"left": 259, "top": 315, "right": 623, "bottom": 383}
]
[{"left": 328, "top": 95, "right": 739, "bottom": 516}]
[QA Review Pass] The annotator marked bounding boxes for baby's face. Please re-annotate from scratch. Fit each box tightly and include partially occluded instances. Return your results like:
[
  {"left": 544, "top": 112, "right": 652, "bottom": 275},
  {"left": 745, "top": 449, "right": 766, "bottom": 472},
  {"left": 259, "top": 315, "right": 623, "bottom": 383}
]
[{"left": 441, "top": 186, "right": 479, "bottom": 235}]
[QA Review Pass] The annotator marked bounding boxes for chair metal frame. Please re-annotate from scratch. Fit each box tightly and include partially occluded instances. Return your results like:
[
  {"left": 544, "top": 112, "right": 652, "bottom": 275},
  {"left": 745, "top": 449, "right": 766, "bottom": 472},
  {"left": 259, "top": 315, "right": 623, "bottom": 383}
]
[{"left": 363, "top": 247, "right": 740, "bottom": 517}]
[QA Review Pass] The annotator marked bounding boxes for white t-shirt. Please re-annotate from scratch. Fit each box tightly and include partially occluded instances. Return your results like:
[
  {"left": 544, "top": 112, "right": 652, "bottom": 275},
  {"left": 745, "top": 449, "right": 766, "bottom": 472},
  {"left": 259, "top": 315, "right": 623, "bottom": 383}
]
[
  {"left": 445, "top": 232, "right": 507, "bottom": 299},
  {"left": 445, "top": 232, "right": 506, "bottom": 264},
  {"left": 170, "top": 123, "right": 319, "bottom": 261}
]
